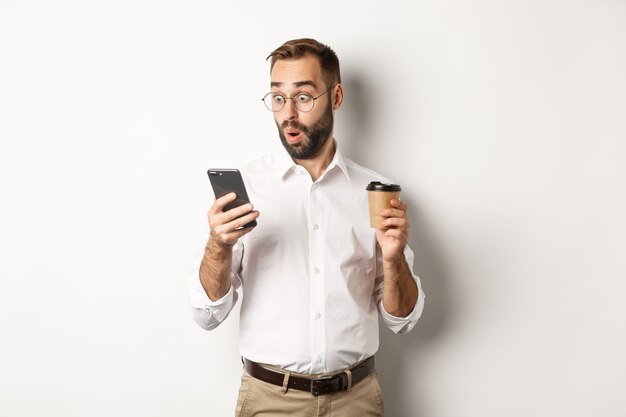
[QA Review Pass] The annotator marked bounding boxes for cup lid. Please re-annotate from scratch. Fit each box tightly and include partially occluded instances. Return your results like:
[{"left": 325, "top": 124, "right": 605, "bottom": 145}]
[{"left": 366, "top": 181, "right": 402, "bottom": 191}]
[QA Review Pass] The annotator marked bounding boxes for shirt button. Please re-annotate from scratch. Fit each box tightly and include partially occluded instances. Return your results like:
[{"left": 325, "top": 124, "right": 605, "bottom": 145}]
[
  {"left": 315, "top": 312, "right": 321, "bottom": 319},
  {"left": 314, "top": 267, "right": 320, "bottom": 274},
  {"left": 317, "top": 357, "right": 323, "bottom": 363},
  {"left": 313, "top": 224, "right": 319, "bottom": 230}
]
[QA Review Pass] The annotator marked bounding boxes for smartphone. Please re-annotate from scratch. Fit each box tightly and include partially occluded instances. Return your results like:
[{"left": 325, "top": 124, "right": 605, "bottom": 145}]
[{"left": 207, "top": 168, "right": 257, "bottom": 228}]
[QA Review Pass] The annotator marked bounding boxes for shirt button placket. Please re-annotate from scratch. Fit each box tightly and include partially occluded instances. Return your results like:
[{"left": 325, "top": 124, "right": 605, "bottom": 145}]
[{"left": 309, "top": 183, "right": 326, "bottom": 372}]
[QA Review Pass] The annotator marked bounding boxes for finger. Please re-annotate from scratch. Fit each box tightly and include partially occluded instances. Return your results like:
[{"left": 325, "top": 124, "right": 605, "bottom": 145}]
[
  {"left": 213, "top": 229, "right": 248, "bottom": 247},
  {"left": 390, "top": 199, "right": 408, "bottom": 212},
  {"left": 382, "top": 228, "right": 407, "bottom": 241},
  {"left": 212, "top": 208, "right": 258, "bottom": 232},
  {"left": 211, "top": 219, "right": 252, "bottom": 244},
  {"left": 223, "top": 225, "right": 256, "bottom": 241},
  {"left": 231, "top": 210, "right": 260, "bottom": 229},
  {"left": 210, "top": 192, "right": 238, "bottom": 214},
  {"left": 381, "top": 217, "right": 409, "bottom": 229},
  {"left": 379, "top": 208, "right": 406, "bottom": 218},
  {"left": 221, "top": 203, "right": 255, "bottom": 223}
]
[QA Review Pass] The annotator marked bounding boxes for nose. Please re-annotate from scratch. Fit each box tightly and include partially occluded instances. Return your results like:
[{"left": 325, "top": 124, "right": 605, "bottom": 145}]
[{"left": 282, "top": 99, "right": 298, "bottom": 120}]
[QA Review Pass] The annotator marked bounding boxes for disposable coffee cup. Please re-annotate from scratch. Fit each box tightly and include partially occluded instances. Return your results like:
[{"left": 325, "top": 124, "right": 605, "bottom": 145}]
[{"left": 366, "top": 181, "right": 402, "bottom": 228}]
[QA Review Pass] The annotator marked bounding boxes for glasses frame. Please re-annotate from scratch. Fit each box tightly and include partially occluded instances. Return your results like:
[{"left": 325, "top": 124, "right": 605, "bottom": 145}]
[{"left": 261, "top": 88, "right": 331, "bottom": 112}]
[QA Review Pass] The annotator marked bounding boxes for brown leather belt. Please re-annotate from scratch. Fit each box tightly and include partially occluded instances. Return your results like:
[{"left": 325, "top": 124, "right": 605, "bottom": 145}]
[{"left": 243, "top": 356, "right": 375, "bottom": 397}]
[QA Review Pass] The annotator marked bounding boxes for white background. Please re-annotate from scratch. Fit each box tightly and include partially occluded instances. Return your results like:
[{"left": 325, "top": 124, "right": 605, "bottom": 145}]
[{"left": 1, "top": 1, "right": 625, "bottom": 416}]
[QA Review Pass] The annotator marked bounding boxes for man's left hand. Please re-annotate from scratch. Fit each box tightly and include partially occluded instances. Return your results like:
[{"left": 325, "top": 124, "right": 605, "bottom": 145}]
[{"left": 375, "top": 199, "right": 409, "bottom": 262}]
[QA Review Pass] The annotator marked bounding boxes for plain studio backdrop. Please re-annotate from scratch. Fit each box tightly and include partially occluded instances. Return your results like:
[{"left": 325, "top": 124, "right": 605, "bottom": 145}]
[{"left": 1, "top": 1, "right": 625, "bottom": 416}]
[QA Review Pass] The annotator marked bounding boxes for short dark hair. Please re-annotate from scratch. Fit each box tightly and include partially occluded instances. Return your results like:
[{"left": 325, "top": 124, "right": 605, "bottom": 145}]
[{"left": 266, "top": 38, "right": 341, "bottom": 89}]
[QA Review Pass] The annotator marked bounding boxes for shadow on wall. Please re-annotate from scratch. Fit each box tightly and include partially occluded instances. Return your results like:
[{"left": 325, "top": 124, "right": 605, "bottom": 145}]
[
  {"left": 340, "top": 73, "right": 453, "bottom": 417},
  {"left": 337, "top": 74, "right": 375, "bottom": 165},
  {"left": 377, "top": 202, "right": 451, "bottom": 417}
]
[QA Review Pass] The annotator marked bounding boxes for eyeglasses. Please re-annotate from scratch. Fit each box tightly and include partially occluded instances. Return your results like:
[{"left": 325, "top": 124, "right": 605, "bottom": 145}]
[{"left": 261, "top": 89, "right": 330, "bottom": 112}]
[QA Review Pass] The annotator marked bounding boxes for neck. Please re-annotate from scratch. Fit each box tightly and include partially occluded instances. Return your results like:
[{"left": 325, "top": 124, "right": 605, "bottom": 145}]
[{"left": 294, "top": 137, "right": 336, "bottom": 182}]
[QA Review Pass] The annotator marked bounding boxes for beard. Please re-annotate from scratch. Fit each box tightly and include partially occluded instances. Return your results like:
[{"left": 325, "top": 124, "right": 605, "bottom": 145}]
[{"left": 276, "top": 99, "right": 334, "bottom": 160}]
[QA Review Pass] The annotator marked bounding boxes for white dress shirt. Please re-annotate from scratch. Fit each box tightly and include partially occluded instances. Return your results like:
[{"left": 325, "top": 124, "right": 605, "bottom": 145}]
[{"left": 188, "top": 144, "right": 425, "bottom": 374}]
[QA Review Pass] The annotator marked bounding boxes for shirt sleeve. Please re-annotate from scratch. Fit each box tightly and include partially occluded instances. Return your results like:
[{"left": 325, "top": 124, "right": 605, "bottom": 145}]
[
  {"left": 187, "top": 225, "right": 244, "bottom": 331},
  {"left": 374, "top": 244, "right": 425, "bottom": 334}
]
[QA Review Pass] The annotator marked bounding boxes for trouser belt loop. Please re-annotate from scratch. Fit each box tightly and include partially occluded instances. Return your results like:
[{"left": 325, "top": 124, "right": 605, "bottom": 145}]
[
  {"left": 345, "top": 369, "right": 353, "bottom": 392},
  {"left": 280, "top": 371, "right": 291, "bottom": 395}
]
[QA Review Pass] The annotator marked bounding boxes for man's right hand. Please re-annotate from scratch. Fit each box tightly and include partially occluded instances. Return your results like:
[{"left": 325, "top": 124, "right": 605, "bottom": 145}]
[{"left": 208, "top": 192, "right": 260, "bottom": 248}]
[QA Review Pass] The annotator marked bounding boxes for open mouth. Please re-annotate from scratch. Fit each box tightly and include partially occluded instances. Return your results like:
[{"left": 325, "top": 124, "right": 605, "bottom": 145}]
[{"left": 285, "top": 129, "right": 302, "bottom": 143}]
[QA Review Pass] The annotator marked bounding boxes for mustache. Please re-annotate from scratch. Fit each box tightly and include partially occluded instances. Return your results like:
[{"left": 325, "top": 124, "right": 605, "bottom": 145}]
[{"left": 281, "top": 120, "right": 309, "bottom": 133}]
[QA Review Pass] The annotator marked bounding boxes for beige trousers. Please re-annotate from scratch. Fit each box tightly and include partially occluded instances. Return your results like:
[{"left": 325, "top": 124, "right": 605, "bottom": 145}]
[{"left": 235, "top": 370, "right": 385, "bottom": 417}]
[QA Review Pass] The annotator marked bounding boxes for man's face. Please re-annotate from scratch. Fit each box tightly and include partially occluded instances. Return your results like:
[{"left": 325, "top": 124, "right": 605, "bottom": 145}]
[{"left": 270, "top": 55, "right": 334, "bottom": 160}]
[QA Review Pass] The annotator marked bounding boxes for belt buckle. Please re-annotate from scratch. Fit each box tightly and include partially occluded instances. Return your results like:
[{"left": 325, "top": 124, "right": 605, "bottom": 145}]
[{"left": 310, "top": 373, "right": 347, "bottom": 397}]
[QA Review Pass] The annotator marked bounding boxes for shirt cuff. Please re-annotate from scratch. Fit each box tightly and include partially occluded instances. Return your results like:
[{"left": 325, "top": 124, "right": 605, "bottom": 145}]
[
  {"left": 379, "top": 287, "right": 425, "bottom": 334},
  {"left": 188, "top": 269, "right": 236, "bottom": 324}
]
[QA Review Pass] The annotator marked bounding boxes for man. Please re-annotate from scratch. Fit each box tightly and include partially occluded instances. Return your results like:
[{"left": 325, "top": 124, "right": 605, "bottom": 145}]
[{"left": 188, "top": 38, "right": 425, "bottom": 416}]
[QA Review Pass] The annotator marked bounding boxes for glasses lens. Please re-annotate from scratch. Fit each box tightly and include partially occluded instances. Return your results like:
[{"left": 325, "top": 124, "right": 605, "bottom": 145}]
[
  {"left": 262, "top": 92, "right": 316, "bottom": 112},
  {"left": 294, "top": 93, "right": 314, "bottom": 112},
  {"left": 263, "top": 93, "right": 283, "bottom": 112}
]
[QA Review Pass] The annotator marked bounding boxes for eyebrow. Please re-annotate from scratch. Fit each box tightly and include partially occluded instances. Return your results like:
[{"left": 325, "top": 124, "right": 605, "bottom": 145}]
[{"left": 271, "top": 80, "right": 318, "bottom": 89}]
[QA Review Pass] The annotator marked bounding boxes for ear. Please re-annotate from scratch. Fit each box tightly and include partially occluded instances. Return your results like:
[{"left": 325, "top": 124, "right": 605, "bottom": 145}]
[{"left": 331, "top": 83, "right": 344, "bottom": 111}]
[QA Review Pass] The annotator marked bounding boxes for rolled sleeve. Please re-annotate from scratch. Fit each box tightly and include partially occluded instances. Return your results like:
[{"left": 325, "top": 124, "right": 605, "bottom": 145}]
[
  {"left": 378, "top": 278, "right": 425, "bottom": 334},
  {"left": 187, "top": 223, "right": 244, "bottom": 331},
  {"left": 188, "top": 268, "right": 239, "bottom": 330},
  {"left": 375, "top": 245, "right": 426, "bottom": 334}
]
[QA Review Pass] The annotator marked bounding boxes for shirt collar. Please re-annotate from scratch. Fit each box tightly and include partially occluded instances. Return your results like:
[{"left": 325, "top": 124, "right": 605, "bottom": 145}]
[{"left": 273, "top": 141, "right": 351, "bottom": 181}]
